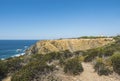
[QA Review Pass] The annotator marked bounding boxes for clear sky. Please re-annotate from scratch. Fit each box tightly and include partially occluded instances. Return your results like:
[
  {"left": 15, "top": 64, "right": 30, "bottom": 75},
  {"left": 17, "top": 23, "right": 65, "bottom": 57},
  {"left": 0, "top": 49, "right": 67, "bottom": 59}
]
[{"left": 0, "top": 0, "right": 120, "bottom": 39}]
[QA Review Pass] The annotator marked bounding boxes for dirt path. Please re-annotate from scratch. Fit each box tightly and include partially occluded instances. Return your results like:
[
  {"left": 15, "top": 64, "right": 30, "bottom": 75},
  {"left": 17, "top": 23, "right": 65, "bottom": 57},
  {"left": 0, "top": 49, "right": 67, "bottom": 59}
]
[
  {"left": 2, "top": 63, "right": 120, "bottom": 81},
  {"left": 56, "top": 62, "right": 120, "bottom": 81},
  {"left": 78, "top": 63, "right": 120, "bottom": 81}
]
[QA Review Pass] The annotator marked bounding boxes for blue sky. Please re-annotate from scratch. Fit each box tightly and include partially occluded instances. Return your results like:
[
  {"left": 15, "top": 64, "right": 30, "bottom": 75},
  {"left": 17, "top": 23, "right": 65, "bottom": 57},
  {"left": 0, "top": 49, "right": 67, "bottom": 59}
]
[{"left": 0, "top": 0, "right": 120, "bottom": 39}]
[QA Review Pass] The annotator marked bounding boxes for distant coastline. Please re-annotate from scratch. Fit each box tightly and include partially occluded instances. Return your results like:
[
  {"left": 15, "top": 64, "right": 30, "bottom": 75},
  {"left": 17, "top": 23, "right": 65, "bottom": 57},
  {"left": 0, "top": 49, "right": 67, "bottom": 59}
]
[{"left": 0, "top": 40, "right": 38, "bottom": 60}]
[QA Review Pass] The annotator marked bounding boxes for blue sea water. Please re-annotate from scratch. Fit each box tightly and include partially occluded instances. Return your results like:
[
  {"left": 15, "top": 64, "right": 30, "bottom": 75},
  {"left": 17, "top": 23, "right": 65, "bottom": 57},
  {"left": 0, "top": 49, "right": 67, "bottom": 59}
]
[{"left": 0, "top": 40, "right": 38, "bottom": 60}]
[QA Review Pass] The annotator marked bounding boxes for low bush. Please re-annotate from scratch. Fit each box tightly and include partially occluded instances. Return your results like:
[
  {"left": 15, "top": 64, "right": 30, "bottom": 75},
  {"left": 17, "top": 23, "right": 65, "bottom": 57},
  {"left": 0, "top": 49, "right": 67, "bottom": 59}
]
[
  {"left": 84, "top": 49, "right": 99, "bottom": 62},
  {"left": 11, "top": 61, "right": 55, "bottom": 81},
  {"left": 0, "top": 61, "right": 8, "bottom": 79},
  {"left": 98, "top": 67, "right": 112, "bottom": 76},
  {"left": 45, "top": 50, "right": 73, "bottom": 61},
  {"left": 111, "top": 52, "right": 120, "bottom": 75},
  {"left": 59, "top": 58, "right": 66, "bottom": 67},
  {"left": 78, "top": 56, "right": 85, "bottom": 62},
  {"left": 0, "top": 57, "right": 23, "bottom": 79},
  {"left": 94, "top": 58, "right": 112, "bottom": 75},
  {"left": 64, "top": 57, "right": 83, "bottom": 75},
  {"left": 6, "top": 57, "right": 23, "bottom": 73}
]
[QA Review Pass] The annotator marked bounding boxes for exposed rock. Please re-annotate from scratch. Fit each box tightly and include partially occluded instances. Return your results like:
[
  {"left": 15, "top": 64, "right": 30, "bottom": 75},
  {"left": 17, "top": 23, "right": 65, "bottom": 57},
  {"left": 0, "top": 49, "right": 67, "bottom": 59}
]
[{"left": 26, "top": 38, "right": 114, "bottom": 54}]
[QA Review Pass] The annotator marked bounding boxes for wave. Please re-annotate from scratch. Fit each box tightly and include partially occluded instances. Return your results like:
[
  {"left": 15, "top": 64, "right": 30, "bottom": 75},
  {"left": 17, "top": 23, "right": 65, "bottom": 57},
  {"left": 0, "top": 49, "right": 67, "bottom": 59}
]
[
  {"left": 16, "top": 49, "right": 23, "bottom": 52},
  {"left": 24, "top": 46, "right": 28, "bottom": 49},
  {"left": 1, "top": 58, "right": 5, "bottom": 60},
  {"left": 0, "top": 53, "right": 25, "bottom": 60},
  {"left": 11, "top": 53, "right": 25, "bottom": 58}
]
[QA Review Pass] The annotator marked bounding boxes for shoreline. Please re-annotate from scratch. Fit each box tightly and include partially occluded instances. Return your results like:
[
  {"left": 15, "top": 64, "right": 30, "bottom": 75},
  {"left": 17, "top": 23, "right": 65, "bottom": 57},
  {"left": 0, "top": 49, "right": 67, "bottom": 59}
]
[{"left": 0, "top": 52, "right": 25, "bottom": 60}]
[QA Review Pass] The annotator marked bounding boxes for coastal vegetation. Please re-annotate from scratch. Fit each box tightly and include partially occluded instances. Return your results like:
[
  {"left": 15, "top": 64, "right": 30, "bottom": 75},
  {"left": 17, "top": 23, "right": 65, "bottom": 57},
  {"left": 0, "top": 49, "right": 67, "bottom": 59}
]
[
  {"left": 78, "top": 36, "right": 108, "bottom": 39},
  {"left": 11, "top": 61, "right": 55, "bottom": 81},
  {"left": 64, "top": 57, "right": 84, "bottom": 75},
  {"left": 0, "top": 36, "right": 120, "bottom": 81},
  {"left": 0, "top": 56, "right": 23, "bottom": 80},
  {"left": 83, "top": 35, "right": 120, "bottom": 75},
  {"left": 111, "top": 52, "right": 120, "bottom": 75},
  {"left": 94, "top": 57, "right": 113, "bottom": 75}
]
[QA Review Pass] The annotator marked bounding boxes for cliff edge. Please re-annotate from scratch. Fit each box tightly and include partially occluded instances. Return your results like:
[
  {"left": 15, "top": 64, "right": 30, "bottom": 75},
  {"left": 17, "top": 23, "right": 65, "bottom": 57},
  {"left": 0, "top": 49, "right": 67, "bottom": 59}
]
[{"left": 26, "top": 38, "right": 114, "bottom": 54}]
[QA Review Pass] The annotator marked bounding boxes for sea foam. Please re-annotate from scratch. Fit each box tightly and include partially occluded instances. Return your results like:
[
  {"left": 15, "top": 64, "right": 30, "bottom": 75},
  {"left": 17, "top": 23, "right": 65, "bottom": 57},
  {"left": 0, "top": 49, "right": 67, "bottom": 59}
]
[{"left": 11, "top": 53, "right": 25, "bottom": 57}]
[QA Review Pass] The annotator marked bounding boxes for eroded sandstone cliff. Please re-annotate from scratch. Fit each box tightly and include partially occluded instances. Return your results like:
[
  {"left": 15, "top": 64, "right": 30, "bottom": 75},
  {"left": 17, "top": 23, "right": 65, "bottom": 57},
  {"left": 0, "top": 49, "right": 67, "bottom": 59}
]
[{"left": 26, "top": 38, "right": 114, "bottom": 54}]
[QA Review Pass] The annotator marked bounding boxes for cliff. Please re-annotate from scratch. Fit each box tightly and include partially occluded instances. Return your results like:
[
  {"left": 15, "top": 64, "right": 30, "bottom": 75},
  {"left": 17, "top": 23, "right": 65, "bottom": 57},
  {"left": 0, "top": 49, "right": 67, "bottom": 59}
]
[
  {"left": 2, "top": 37, "right": 120, "bottom": 81},
  {"left": 26, "top": 38, "right": 114, "bottom": 54}
]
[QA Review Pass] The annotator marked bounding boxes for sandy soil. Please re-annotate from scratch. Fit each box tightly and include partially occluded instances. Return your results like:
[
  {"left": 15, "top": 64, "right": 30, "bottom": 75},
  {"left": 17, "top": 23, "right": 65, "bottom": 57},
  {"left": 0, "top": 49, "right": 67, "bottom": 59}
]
[
  {"left": 2, "top": 76, "right": 11, "bottom": 81},
  {"left": 55, "top": 62, "right": 120, "bottom": 81},
  {"left": 2, "top": 62, "right": 120, "bottom": 81},
  {"left": 78, "top": 63, "right": 120, "bottom": 81}
]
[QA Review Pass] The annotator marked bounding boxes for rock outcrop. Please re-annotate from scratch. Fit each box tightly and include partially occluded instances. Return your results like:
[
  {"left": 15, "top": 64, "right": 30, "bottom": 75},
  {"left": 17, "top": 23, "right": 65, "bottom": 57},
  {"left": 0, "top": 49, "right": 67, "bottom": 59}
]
[{"left": 26, "top": 38, "right": 114, "bottom": 54}]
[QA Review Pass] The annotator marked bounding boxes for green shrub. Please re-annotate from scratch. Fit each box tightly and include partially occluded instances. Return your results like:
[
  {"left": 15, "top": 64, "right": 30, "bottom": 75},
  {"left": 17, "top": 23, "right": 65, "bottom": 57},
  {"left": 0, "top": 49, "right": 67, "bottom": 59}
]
[
  {"left": 77, "top": 56, "right": 85, "bottom": 62},
  {"left": 0, "top": 57, "right": 24, "bottom": 80},
  {"left": 98, "top": 67, "right": 112, "bottom": 76},
  {"left": 41, "top": 50, "right": 73, "bottom": 63},
  {"left": 84, "top": 49, "right": 99, "bottom": 62},
  {"left": 103, "top": 48, "right": 114, "bottom": 56},
  {"left": 64, "top": 57, "right": 83, "bottom": 75},
  {"left": 78, "top": 36, "right": 107, "bottom": 39},
  {"left": 111, "top": 52, "right": 120, "bottom": 75},
  {"left": 94, "top": 58, "right": 112, "bottom": 75},
  {"left": 94, "top": 58, "right": 104, "bottom": 71},
  {"left": 11, "top": 61, "right": 55, "bottom": 81},
  {"left": 63, "top": 50, "right": 73, "bottom": 58},
  {"left": 74, "top": 51, "right": 83, "bottom": 56},
  {"left": 6, "top": 57, "right": 23, "bottom": 73},
  {"left": 0, "top": 61, "right": 8, "bottom": 79},
  {"left": 59, "top": 57, "right": 65, "bottom": 67}
]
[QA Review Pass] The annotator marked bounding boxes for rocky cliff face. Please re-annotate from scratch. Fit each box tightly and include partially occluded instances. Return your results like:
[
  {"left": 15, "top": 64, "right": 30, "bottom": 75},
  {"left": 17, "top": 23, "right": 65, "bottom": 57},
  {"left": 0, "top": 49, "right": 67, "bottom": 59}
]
[{"left": 26, "top": 38, "right": 114, "bottom": 54}]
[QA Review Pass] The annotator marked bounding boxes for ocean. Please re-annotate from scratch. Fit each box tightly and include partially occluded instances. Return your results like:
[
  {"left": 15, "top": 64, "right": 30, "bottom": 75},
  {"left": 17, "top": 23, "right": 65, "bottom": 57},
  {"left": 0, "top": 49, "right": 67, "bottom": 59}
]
[{"left": 0, "top": 40, "right": 38, "bottom": 60}]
